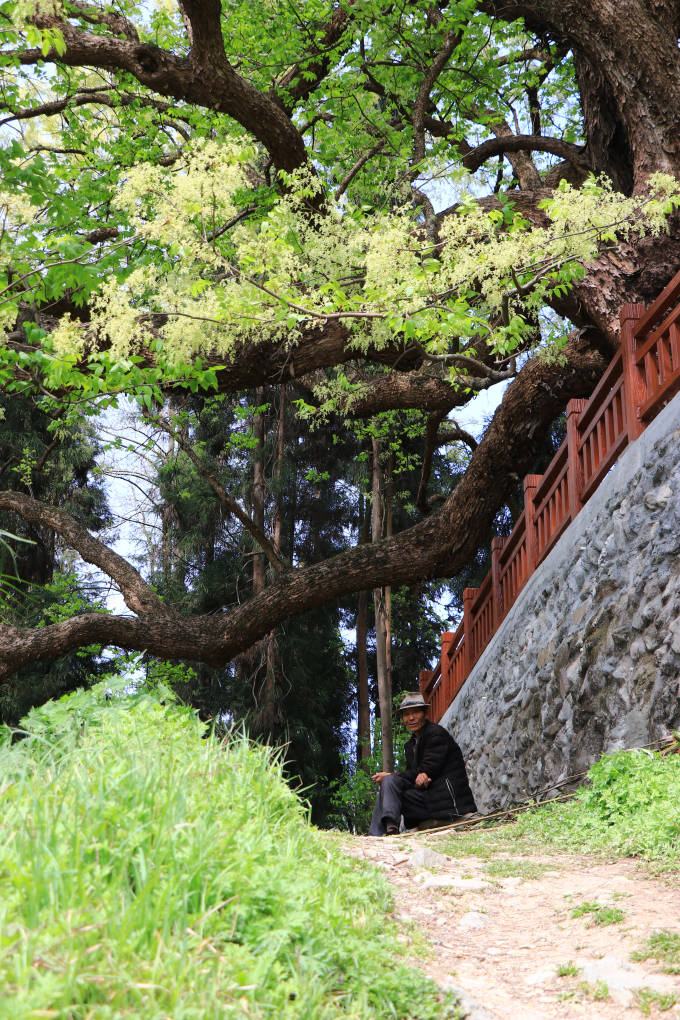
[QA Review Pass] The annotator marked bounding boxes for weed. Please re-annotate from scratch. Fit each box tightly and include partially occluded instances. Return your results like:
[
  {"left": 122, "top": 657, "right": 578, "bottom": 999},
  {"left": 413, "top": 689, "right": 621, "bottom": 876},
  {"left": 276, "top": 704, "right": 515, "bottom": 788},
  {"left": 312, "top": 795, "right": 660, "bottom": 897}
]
[
  {"left": 557, "top": 961, "right": 581, "bottom": 977},
  {"left": 632, "top": 930, "right": 680, "bottom": 974},
  {"left": 438, "top": 749, "right": 680, "bottom": 870},
  {"left": 582, "top": 980, "right": 610, "bottom": 1001},
  {"left": 484, "top": 858, "right": 548, "bottom": 881},
  {"left": 558, "top": 979, "right": 609, "bottom": 1002},
  {"left": 570, "top": 901, "right": 625, "bottom": 925},
  {"left": 633, "top": 987, "right": 680, "bottom": 1015}
]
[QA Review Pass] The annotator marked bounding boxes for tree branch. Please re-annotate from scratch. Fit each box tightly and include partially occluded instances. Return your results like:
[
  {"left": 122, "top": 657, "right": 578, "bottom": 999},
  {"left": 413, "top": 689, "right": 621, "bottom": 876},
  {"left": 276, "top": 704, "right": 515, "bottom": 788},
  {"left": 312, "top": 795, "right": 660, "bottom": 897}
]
[
  {"left": 462, "top": 133, "right": 589, "bottom": 174},
  {"left": 0, "top": 491, "right": 173, "bottom": 619},
  {"left": 18, "top": 14, "right": 309, "bottom": 173},
  {"left": 0, "top": 330, "right": 608, "bottom": 681},
  {"left": 335, "top": 141, "right": 386, "bottom": 200}
]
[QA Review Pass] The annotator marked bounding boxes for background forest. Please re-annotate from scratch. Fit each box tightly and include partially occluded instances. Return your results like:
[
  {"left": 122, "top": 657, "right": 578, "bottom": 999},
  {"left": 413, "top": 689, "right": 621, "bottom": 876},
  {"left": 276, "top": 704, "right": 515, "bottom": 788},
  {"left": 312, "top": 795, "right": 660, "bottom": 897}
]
[{"left": 1, "top": 0, "right": 680, "bottom": 825}]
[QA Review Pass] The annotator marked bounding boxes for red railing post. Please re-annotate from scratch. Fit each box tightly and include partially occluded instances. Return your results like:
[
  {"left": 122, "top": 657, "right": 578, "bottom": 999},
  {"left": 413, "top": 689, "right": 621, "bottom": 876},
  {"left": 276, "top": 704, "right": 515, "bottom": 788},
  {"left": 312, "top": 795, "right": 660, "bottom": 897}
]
[
  {"left": 523, "top": 474, "right": 541, "bottom": 573},
  {"left": 490, "top": 535, "right": 505, "bottom": 628},
  {"left": 566, "top": 398, "right": 586, "bottom": 520},
  {"left": 462, "top": 588, "right": 475, "bottom": 677},
  {"left": 441, "top": 631, "right": 454, "bottom": 704},
  {"left": 620, "top": 302, "right": 646, "bottom": 441},
  {"left": 418, "top": 668, "right": 431, "bottom": 697}
]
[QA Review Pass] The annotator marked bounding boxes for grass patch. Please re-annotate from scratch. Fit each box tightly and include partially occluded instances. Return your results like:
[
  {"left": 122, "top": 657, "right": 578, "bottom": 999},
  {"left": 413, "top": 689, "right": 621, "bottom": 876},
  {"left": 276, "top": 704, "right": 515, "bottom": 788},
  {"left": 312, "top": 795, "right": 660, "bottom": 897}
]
[
  {"left": 557, "top": 961, "right": 580, "bottom": 977},
  {"left": 0, "top": 681, "right": 462, "bottom": 1020},
  {"left": 483, "top": 858, "right": 548, "bottom": 881},
  {"left": 581, "top": 980, "right": 610, "bottom": 1001},
  {"left": 558, "top": 980, "right": 609, "bottom": 1003},
  {"left": 632, "top": 930, "right": 680, "bottom": 974},
  {"left": 632, "top": 987, "right": 680, "bottom": 1015},
  {"left": 570, "top": 901, "right": 625, "bottom": 925},
  {"left": 438, "top": 748, "right": 680, "bottom": 868}
]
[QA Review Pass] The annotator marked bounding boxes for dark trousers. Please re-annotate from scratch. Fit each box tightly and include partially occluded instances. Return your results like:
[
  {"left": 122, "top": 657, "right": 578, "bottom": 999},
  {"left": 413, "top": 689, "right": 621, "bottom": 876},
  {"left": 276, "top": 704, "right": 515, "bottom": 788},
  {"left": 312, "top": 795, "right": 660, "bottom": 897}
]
[{"left": 368, "top": 773, "right": 443, "bottom": 835}]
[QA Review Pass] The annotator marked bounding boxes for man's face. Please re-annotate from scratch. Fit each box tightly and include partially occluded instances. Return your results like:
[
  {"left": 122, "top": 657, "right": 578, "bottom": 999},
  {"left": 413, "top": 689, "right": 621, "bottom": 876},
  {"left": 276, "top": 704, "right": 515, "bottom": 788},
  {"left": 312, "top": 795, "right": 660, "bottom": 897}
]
[{"left": 401, "top": 707, "right": 428, "bottom": 734}]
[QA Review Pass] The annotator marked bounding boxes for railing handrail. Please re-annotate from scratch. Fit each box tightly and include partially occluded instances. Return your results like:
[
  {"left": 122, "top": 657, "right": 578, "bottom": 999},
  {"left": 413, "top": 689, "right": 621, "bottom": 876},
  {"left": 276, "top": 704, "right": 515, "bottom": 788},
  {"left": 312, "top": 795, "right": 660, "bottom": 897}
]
[{"left": 421, "top": 266, "right": 680, "bottom": 721}]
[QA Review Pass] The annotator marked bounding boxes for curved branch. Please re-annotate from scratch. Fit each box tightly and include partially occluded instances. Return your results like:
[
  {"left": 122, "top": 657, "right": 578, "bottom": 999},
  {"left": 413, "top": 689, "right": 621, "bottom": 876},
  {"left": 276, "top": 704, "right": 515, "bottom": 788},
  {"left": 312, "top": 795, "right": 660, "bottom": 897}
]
[
  {"left": 416, "top": 409, "right": 448, "bottom": 513},
  {"left": 19, "top": 15, "right": 308, "bottom": 172},
  {"left": 0, "top": 89, "right": 179, "bottom": 129},
  {"left": 335, "top": 141, "right": 386, "bottom": 200},
  {"left": 412, "top": 26, "right": 462, "bottom": 167},
  {"left": 462, "top": 134, "right": 589, "bottom": 174},
  {"left": 436, "top": 425, "right": 478, "bottom": 451},
  {"left": 0, "top": 491, "right": 172, "bottom": 619},
  {"left": 274, "top": 1, "right": 354, "bottom": 111},
  {"left": 0, "top": 331, "right": 607, "bottom": 680}
]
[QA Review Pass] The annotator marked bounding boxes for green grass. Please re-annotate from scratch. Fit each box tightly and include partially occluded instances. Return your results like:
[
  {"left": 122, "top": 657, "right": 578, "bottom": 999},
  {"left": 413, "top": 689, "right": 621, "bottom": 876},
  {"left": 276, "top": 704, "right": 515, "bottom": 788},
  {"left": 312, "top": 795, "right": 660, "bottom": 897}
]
[
  {"left": 581, "top": 980, "right": 610, "bottom": 1001},
  {"left": 556, "top": 961, "right": 580, "bottom": 977},
  {"left": 0, "top": 681, "right": 462, "bottom": 1020},
  {"left": 483, "top": 858, "right": 548, "bottom": 881},
  {"left": 570, "top": 901, "right": 625, "bottom": 925},
  {"left": 437, "top": 748, "right": 680, "bottom": 868},
  {"left": 632, "top": 930, "right": 680, "bottom": 974},
  {"left": 632, "top": 987, "right": 680, "bottom": 1015},
  {"left": 558, "top": 980, "right": 609, "bottom": 1003}
]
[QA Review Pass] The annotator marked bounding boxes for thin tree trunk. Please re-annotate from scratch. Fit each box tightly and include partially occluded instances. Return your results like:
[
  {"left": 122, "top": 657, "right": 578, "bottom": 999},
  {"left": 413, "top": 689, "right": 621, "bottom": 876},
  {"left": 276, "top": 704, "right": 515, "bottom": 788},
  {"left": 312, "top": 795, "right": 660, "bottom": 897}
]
[
  {"left": 356, "top": 492, "right": 371, "bottom": 764},
  {"left": 384, "top": 453, "right": 393, "bottom": 699},
  {"left": 252, "top": 386, "right": 267, "bottom": 597},
  {"left": 161, "top": 405, "right": 176, "bottom": 579},
  {"left": 261, "top": 384, "right": 287, "bottom": 733},
  {"left": 372, "top": 436, "right": 393, "bottom": 773}
]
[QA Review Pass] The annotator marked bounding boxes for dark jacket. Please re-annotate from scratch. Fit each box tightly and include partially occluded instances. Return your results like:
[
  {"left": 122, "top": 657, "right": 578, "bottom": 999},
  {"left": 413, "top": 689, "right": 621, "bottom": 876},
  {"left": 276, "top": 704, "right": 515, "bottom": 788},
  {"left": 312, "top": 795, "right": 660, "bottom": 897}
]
[{"left": 399, "top": 720, "right": 477, "bottom": 817}]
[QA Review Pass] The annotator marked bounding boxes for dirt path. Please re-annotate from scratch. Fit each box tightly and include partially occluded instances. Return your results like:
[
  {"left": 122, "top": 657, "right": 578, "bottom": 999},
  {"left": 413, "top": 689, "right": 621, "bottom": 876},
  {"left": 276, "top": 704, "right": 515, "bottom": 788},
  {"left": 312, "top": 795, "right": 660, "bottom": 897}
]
[{"left": 341, "top": 830, "right": 680, "bottom": 1019}]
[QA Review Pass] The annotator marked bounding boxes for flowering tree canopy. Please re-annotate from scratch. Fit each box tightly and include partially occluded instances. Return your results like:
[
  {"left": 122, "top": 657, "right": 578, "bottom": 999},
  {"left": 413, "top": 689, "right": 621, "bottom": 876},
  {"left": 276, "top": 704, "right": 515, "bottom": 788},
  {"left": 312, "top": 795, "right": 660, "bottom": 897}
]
[{"left": 1, "top": 0, "right": 680, "bottom": 681}]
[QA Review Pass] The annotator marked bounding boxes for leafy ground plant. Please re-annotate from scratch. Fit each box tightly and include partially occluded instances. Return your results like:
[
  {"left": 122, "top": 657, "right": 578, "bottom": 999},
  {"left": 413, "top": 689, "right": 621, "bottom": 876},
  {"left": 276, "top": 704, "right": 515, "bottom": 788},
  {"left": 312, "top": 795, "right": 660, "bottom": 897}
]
[
  {"left": 556, "top": 961, "right": 581, "bottom": 977},
  {"left": 570, "top": 901, "right": 625, "bottom": 925},
  {"left": 0, "top": 681, "right": 462, "bottom": 1020},
  {"left": 632, "top": 930, "right": 680, "bottom": 974},
  {"left": 437, "top": 747, "right": 680, "bottom": 867},
  {"left": 632, "top": 987, "right": 680, "bottom": 1015}
]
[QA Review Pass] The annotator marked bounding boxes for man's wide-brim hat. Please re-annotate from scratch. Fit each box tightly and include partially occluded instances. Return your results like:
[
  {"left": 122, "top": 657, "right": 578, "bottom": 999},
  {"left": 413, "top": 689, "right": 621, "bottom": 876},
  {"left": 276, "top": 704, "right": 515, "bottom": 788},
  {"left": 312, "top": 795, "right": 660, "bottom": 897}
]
[{"left": 398, "top": 692, "right": 428, "bottom": 712}]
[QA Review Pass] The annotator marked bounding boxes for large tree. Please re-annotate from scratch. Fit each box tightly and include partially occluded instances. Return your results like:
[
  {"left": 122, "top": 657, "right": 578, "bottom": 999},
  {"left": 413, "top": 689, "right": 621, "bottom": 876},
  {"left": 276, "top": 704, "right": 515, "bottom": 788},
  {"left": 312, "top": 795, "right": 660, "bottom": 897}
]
[{"left": 1, "top": 0, "right": 679, "bottom": 681}]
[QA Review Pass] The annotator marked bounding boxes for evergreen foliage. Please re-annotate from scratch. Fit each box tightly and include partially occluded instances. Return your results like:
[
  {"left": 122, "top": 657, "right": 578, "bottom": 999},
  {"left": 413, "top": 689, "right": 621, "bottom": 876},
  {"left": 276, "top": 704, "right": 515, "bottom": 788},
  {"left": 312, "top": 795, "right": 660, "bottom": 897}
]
[{"left": 0, "top": 395, "right": 111, "bottom": 723}]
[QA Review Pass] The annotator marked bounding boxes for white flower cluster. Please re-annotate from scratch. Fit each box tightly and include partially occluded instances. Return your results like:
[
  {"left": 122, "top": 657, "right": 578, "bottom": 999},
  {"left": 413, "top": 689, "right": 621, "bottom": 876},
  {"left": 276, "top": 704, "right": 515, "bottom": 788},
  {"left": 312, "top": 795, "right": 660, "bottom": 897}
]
[{"left": 49, "top": 139, "right": 680, "bottom": 380}]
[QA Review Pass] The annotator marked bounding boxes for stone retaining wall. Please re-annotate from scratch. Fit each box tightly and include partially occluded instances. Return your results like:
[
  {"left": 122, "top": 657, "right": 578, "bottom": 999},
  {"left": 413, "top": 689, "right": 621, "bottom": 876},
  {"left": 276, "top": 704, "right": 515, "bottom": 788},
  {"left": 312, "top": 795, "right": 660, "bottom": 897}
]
[{"left": 441, "top": 391, "right": 680, "bottom": 813}]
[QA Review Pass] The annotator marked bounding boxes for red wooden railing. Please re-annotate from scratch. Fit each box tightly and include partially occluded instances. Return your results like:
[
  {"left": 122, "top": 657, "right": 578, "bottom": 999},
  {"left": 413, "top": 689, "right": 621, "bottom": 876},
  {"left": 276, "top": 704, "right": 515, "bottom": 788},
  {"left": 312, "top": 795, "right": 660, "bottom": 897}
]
[{"left": 420, "top": 269, "right": 680, "bottom": 721}]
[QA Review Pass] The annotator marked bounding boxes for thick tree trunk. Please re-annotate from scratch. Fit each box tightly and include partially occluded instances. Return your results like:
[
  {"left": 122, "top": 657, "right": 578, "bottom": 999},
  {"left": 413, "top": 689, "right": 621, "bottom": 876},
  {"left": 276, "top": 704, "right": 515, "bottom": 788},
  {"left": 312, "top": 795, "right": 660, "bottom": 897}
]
[
  {"left": 260, "top": 385, "right": 287, "bottom": 735},
  {"left": 503, "top": 0, "right": 680, "bottom": 188},
  {"left": 384, "top": 454, "right": 393, "bottom": 701}
]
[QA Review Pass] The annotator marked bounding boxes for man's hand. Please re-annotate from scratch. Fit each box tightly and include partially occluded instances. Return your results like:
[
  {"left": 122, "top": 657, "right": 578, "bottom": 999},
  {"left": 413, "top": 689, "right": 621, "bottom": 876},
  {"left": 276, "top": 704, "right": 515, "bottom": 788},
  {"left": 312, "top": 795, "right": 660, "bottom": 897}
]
[
  {"left": 371, "top": 771, "right": 391, "bottom": 784},
  {"left": 415, "top": 772, "right": 431, "bottom": 788}
]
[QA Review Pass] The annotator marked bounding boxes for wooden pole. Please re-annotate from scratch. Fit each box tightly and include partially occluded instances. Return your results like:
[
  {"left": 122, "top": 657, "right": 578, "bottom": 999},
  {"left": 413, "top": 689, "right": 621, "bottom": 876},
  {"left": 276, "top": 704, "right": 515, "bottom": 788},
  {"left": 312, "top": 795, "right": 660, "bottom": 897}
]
[
  {"left": 523, "top": 474, "right": 542, "bottom": 575},
  {"left": 565, "top": 398, "right": 587, "bottom": 521},
  {"left": 462, "top": 588, "right": 476, "bottom": 676},
  {"left": 490, "top": 535, "right": 506, "bottom": 627},
  {"left": 620, "top": 302, "right": 646, "bottom": 441}
]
